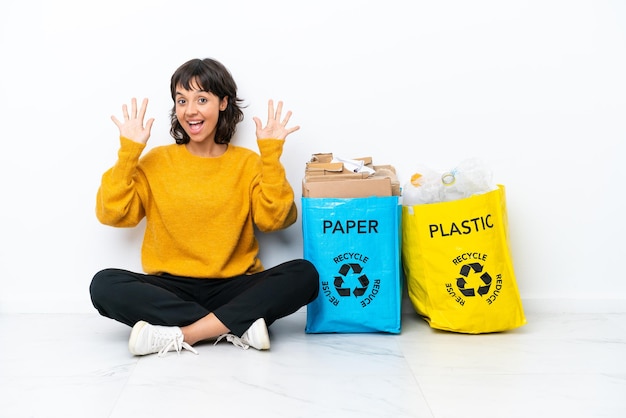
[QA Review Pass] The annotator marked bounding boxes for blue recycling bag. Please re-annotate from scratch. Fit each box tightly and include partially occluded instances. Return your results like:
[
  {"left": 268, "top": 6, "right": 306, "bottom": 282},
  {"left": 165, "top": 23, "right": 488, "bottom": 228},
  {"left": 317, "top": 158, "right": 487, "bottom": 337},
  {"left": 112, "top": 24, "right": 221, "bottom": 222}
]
[{"left": 302, "top": 196, "right": 402, "bottom": 333}]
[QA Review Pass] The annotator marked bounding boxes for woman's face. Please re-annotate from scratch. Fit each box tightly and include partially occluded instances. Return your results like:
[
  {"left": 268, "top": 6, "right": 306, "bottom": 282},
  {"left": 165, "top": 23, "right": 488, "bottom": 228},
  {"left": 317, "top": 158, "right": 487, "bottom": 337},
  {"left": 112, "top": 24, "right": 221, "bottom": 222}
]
[{"left": 174, "top": 79, "right": 227, "bottom": 145}]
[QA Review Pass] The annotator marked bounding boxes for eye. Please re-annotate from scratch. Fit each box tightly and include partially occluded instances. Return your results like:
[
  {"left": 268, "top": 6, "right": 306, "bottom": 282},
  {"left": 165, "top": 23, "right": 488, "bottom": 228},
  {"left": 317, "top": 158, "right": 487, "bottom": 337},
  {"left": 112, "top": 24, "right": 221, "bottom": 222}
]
[
  {"left": 198, "top": 97, "right": 208, "bottom": 104},
  {"left": 177, "top": 99, "right": 186, "bottom": 106}
]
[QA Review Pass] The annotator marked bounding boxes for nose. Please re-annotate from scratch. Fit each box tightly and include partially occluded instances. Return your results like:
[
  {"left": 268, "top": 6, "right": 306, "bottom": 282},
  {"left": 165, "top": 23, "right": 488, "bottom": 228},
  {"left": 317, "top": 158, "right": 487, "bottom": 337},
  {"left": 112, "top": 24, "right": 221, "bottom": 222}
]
[{"left": 185, "top": 101, "right": 198, "bottom": 115}]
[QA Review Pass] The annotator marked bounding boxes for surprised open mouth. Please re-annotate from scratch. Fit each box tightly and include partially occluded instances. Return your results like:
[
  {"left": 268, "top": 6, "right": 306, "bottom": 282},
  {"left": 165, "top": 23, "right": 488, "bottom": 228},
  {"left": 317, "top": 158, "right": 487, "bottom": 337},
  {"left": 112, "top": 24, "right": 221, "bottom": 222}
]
[{"left": 188, "top": 121, "right": 204, "bottom": 135}]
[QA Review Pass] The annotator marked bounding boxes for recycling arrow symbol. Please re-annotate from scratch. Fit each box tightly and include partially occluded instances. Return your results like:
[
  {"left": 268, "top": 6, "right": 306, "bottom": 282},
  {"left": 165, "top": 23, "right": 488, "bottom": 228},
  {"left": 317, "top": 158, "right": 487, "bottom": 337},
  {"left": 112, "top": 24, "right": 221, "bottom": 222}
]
[
  {"left": 334, "top": 263, "right": 370, "bottom": 297},
  {"left": 456, "top": 262, "right": 492, "bottom": 297}
]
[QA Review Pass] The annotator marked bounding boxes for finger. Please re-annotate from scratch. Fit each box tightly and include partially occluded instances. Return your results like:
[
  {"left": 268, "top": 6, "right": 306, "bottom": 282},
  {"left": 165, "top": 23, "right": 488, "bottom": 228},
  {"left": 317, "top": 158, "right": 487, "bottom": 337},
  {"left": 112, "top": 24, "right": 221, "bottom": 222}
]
[
  {"left": 253, "top": 116, "right": 262, "bottom": 130},
  {"left": 267, "top": 99, "right": 274, "bottom": 122},
  {"left": 282, "top": 110, "right": 292, "bottom": 126},
  {"left": 286, "top": 125, "right": 300, "bottom": 135},
  {"left": 122, "top": 104, "right": 129, "bottom": 121},
  {"left": 275, "top": 100, "right": 283, "bottom": 122},
  {"left": 111, "top": 115, "right": 122, "bottom": 128},
  {"left": 138, "top": 98, "right": 149, "bottom": 121},
  {"left": 130, "top": 98, "right": 138, "bottom": 119},
  {"left": 145, "top": 117, "right": 155, "bottom": 133}
]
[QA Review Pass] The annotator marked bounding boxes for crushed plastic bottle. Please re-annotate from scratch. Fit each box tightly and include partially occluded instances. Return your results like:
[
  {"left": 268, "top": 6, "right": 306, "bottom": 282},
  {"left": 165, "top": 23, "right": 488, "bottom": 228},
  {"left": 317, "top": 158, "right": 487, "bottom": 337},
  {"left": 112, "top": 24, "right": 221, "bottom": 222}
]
[{"left": 402, "top": 158, "right": 498, "bottom": 206}]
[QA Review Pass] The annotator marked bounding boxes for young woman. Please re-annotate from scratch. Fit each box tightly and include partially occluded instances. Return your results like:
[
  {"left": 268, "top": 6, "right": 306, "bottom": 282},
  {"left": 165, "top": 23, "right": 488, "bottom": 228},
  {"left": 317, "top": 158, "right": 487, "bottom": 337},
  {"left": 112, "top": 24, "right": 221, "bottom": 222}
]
[{"left": 90, "top": 58, "right": 319, "bottom": 357}]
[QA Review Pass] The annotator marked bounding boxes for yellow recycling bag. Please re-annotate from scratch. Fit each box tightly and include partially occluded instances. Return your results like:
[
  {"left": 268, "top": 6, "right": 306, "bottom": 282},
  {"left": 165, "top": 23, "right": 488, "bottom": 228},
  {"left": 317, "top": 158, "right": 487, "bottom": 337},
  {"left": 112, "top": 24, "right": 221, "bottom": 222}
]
[{"left": 402, "top": 185, "right": 526, "bottom": 333}]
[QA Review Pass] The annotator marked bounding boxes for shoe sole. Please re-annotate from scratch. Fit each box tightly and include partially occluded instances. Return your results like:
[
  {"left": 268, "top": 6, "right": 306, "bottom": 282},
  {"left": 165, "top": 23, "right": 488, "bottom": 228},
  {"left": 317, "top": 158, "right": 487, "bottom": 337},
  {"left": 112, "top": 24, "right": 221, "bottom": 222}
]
[{"left": 128, "top": 320, "right": 148, "bottom": 355}]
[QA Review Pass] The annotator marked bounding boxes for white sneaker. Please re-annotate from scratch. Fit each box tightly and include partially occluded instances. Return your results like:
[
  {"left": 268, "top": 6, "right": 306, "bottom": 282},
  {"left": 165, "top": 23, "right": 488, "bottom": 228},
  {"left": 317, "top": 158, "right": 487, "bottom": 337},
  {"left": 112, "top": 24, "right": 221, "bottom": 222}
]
[
  {"left": 129, "top": 321, "right": 199, "bottom": 357},
  {"left": 214, "top": 318, "right": 270, "bottom": 350}
]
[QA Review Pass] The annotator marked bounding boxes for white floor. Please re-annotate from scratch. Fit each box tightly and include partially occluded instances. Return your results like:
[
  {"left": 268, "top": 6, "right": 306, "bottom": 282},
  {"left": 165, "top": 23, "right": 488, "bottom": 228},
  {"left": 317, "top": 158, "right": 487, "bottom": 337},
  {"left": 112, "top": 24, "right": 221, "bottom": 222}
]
[{"left": 1, "top": 305, "right": 625, "bottom": 418}]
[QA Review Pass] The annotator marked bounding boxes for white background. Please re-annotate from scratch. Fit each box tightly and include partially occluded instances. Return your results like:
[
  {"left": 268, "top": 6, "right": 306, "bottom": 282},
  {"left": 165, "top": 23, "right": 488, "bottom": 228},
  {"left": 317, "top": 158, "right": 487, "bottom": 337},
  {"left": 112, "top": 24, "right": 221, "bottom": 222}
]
[{"left": 0, "top": 0, "right": 624, "bottom": 313}]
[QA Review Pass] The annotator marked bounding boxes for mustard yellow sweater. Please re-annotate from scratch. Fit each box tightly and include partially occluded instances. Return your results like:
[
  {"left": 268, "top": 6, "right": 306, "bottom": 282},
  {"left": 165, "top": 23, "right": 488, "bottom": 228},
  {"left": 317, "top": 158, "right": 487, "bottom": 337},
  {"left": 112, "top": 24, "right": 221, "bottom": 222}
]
[{"left": 96, "top": 137, "right": 297, "bottom": 278}]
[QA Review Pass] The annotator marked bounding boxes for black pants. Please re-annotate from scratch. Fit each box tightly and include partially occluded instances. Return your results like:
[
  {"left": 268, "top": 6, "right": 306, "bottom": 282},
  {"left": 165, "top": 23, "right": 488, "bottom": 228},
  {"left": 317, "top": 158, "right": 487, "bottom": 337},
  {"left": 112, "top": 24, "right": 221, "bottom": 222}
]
[{"left": 89, "top": 259, "right": 319, "bottom": 337}]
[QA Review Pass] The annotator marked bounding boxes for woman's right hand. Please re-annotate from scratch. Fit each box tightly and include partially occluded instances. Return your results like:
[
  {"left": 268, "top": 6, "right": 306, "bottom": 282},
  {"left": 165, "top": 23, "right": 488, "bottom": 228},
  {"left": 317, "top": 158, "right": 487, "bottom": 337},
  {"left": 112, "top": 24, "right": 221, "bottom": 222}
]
[{"left": 111, "top": 98, "right": 155, "bottom": 145}]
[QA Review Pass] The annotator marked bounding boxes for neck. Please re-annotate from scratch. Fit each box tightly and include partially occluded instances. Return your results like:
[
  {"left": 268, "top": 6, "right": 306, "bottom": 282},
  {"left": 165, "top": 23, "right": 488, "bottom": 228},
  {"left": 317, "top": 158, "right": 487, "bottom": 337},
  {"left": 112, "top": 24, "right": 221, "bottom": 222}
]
[{"left": 185, "top": 141, "right": 228, "bottom": 158}]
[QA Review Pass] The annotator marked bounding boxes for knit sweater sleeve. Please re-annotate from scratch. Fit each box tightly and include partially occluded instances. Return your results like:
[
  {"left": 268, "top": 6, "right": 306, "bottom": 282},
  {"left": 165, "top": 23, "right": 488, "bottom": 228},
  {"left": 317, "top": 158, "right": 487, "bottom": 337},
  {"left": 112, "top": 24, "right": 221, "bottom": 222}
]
[
  {"left": 95, "top": 137, "right": 148, "bottom": 227},
  {"left": 252, "top": 139, "right": 297, "bottom": 232}
]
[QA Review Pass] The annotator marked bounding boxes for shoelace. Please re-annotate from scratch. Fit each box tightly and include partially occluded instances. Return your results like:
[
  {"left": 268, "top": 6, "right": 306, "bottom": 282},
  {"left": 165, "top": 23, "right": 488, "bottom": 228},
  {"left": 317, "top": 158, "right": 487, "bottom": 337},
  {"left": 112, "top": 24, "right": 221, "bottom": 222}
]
[
  {"left": 155, "top": 334, "right": 199, "bottom": 357},
  {"left": 214, "top": 333, "right": 250, "bottom": 350}
]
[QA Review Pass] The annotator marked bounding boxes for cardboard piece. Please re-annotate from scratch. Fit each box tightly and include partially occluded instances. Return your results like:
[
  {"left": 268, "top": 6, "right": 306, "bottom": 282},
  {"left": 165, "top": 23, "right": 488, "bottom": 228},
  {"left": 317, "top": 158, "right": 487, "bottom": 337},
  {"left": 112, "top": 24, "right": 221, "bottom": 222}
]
[
  {"left": 302, "top": 153, "right": 400, "bottom": 198},
  {"left": 302, "top": 177, "right": 392, "bottom": 198}
]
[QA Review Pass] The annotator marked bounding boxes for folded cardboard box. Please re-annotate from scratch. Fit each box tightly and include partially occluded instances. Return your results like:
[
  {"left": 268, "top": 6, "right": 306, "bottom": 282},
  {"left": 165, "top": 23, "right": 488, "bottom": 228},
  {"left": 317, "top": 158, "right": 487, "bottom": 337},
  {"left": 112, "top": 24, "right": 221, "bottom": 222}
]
[{"left": 302, "top": 153, "right": 400, "bottom": 198}]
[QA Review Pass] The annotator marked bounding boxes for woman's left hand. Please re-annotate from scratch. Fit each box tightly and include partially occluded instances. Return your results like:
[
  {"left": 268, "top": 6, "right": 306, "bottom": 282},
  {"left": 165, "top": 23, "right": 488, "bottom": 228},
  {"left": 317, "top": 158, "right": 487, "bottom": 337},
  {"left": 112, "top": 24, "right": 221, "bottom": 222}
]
[{"left": 253, "top": 100, "right": 300, "bottom": 140}]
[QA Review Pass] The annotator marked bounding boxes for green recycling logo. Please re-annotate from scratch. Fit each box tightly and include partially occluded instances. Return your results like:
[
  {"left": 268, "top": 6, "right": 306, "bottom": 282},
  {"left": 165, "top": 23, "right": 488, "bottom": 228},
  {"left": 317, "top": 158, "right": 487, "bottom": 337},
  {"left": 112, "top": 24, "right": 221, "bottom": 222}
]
[
  {"left": 456, "top": 262, "right": 492, "bottom": 297},
  {"left": 334, "top": 263, "right": 370, "bottom": 297}
]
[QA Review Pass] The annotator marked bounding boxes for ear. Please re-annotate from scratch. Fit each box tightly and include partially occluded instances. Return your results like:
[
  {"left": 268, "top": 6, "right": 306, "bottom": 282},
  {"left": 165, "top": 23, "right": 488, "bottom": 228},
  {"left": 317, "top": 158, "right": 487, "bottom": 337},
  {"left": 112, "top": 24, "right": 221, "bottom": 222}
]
[{"left": 220, "top": 97, "right": 228, "bottom": 111}]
